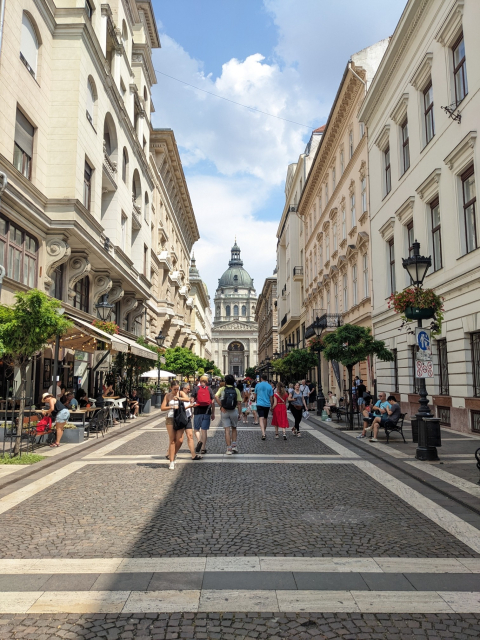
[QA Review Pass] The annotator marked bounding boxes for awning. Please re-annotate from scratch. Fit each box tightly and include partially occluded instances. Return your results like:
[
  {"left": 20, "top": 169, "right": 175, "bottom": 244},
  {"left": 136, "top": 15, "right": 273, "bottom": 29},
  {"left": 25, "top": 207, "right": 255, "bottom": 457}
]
[
  {"left": 140, "top": 369, "right": 176, "bottom": 378},
  {"left": 56, "top": 315, "right": 129, "bottom": 354},
  {"left": 118, "top": 334, "right": 158, "bottom": 361}
]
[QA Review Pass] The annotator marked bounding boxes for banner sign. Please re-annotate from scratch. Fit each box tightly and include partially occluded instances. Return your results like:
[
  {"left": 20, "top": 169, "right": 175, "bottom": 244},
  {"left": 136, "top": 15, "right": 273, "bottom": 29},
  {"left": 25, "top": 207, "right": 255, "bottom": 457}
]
[
  {"left": 331, "top": 360, "right": 342, "bottom": 389},
  {"left": 415, "top": 327, "right": 433, "bottom": 378}
]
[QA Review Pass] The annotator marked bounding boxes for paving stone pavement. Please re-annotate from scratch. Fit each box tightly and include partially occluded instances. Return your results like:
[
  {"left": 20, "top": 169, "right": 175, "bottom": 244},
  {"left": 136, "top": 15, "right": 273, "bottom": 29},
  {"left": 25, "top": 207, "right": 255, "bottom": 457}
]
[
  {"left": 1, "top": 612, "right": 480, "bottom": 639},
  {"left": 107, "top": 430, "right": 338, "bottom": 457}
]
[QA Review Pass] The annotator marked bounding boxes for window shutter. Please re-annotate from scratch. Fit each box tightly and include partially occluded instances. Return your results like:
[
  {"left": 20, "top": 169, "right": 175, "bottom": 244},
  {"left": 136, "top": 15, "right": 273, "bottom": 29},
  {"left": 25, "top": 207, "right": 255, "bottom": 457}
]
[
  {"left": 15, "top": 110, "right": 34, "bottom": 157},
  {"left": 20, "top": 14, "right": 38, "bottom": 75}
]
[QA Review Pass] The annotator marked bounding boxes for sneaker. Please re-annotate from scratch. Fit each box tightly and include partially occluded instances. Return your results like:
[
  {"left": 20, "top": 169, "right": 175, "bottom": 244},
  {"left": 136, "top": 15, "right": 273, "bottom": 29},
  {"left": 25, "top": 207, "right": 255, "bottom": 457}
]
[
  {"left": 325, "top": 418, "right": 332, "bottom": 422},
  {"left": 365, "top": 426, "right": 372, "bottom": 433},
  {"left": 232, "top": 444, "right": 238, "bottom": 453},
  {"left": 169, "top": 461, "right": 175, "bottom": 470},
  {"left": 356, "top": 434, "right": 366, "bottom": 439},
  {"left": 283, "top": 435, "right": 287, "bottom": 441},
  {"left": 226, "top": 448, "right": 233, "bottom": 455},
  {"left": 275, "top": 434, "right": 279, "bottom": 439},
  {"left": 369, "top": 437, "right": 378, "bottom": 442}
]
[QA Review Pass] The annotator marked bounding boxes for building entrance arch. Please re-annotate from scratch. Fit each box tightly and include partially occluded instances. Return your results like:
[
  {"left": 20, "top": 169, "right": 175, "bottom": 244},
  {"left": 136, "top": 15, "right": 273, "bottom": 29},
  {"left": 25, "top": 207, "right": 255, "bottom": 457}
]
[{"left": 228, "top": 341, "right": 245, "bottom": 377}]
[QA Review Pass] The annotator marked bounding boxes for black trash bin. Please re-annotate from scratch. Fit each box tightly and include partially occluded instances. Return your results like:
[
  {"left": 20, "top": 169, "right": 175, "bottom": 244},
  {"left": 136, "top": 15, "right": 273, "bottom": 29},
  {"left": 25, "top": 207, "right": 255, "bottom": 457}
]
[
  {"left": 411, "top": 417, "right": 418, "bottom": 443},
  {"left": 424, "top": 417, "right": 442, "bottom": 447}
]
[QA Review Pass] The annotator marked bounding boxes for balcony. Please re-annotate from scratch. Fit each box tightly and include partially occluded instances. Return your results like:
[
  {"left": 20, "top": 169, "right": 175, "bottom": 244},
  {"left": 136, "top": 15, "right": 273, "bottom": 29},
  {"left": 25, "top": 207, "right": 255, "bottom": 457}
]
[
  {"left": 305, "top": 310, "right": 342, "bottom": 339},
  {"left": 293, "top": 266, "right": 304, "bottom": 281},
  {"left": 102, "top": 151, "right": 118, "bottom": 192}
]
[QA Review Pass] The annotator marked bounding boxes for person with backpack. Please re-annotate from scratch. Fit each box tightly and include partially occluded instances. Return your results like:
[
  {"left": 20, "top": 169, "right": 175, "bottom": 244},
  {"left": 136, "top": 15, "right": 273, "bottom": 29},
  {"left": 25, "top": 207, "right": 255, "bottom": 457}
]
[
  {"left": 192, "top": 375, "right": 215, "bottom": 455},
  {"left": 215, "top": 374, "right": 242, "bottom": 454}
]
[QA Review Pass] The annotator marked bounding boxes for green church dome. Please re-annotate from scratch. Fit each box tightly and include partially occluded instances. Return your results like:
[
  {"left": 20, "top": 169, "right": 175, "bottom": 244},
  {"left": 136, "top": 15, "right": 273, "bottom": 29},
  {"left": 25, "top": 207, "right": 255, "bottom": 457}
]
[{"left": 217, "top": 241, "right": 254, "bottom": 289}]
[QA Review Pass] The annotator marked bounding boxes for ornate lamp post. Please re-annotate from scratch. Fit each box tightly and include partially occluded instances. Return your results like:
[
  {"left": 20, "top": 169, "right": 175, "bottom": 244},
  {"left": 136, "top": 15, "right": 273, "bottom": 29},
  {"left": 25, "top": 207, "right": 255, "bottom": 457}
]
[
  {"left": 154, "top": 331, "right": 166, "bottom": 409},
  {"left": 313, "top": 315, "right": 327, "bottom": 415},
  {"left": 95, "top": 294, "right": 114, "bottom": 321},
  {"left": 401, "top": 240, "right": 438, "bottom": 461}
]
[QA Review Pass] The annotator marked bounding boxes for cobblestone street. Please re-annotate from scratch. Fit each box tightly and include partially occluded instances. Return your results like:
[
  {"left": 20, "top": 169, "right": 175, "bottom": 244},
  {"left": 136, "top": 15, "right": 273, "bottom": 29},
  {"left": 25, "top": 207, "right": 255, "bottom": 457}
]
[{"left": 1, "top": 413, "right": 480, "bottom": 638}]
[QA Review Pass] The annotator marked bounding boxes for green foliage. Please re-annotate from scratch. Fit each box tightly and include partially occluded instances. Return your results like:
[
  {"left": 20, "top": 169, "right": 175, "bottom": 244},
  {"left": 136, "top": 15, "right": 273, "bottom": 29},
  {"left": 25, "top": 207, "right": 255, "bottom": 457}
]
[
  {"left": 388, "top": 287, "right": 444, "bottom": 336},
  {"left": 92, "top": 320, "right": 119, "bottom": 335},
  {"left": 0, "top": 289, "right": 73, "bottom": 365},
  {"left": 164, "top": 346, "right": 199, "bottom": 377},
  {"left": 322, "top": 324, "right": 394, "bottom": 367},
  {"left": 245, "top": 367, "right": 257, "bottom": 379},
  {"left": 272, "top": 349, "right": 317, "bottom": 381},
  {"left": 0, "top": 453, "right": 45, "bottom": 465}
]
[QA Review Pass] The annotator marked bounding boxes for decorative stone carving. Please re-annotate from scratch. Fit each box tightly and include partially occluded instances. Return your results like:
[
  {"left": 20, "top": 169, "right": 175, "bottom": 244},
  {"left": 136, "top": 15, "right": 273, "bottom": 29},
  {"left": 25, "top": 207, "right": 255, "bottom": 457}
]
[
  {"left": 67, "top": 255, "right": 91, "bottom": 302},
  {"left": 416, "top": 168, "right": 441, "bottom": 201},
  {"left": 108, "top": 283, "right": 124, "bottom": 305},
  {"left": 92, "top": 273, "right": 113, "bottom": 305},
  {"left": 121, "top": 296, "right": 139, "bottom": 328},
  {"left": 410, "top": 52, "right": 433, "bottom": 90},
  {"left": 44, "top": 237, "right": 71, "bottom": 295}
]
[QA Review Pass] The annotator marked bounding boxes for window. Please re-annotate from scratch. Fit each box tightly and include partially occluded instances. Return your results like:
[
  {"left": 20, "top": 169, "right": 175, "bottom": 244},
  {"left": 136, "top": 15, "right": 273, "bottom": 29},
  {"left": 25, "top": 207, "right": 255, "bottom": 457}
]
[
  {"left": 233, "top": 304, "right": 239, "bottom": 316},
  {"left": 226, "top": 305, "right": 231, "bottom": 317},
  {"left": 52, "top": 264, "right": 63, "bottom": 300},
  {"left": 332, "top": 167, "right": 336, "bottom": 191},
  {"left": 121, "top": 213, "right": 127, "bottom": 251},
  {"left": 327, "top": 290, "right": 331, "bottom": 314},
  {"left": 389, "top": 239, "right": 396, "bottom": 293},
  {"left": 342, "top": 208, "right": 346, "bottom": 240},
  {"left": 453, "top": 34, "right": 468, "bottom": 105},
  {"left": 424, "top": 82, "right": 435, "bottom": 144},
  {"left": 349, "top": 131, "right": 354, "bottom": 158},
  {"left": 437, "top": 339, "right": 449, "bottom": 395},
  {"left": 462, "top": 166, "right": 477, "bottom": 254},
  {"left": 361, "top": 178, "right": 367, "bottom": 213},
  {"left": 352, "top": 264, "right": 358, "bottom": 306},
  {"left": 472, "top": 332, "right": 480, "bottom": 397},
  {"left": 13, "top": 110, "right": 34, "bottom": 180},
  {"left": 401, "top": 119, "right": 410, "bottom": 174},
  {"left": 20, "top": 13, "right": 39, "bottom": 78},
  {"left": 363, "top": 253, "right": 369, "bottom": 298},
  {"left": 342, "top": 274, "right": 347, "bottom": 311},
  {"left": 325, "top": 235, "right": 330, "bottom": 261},
  {"left": 360, "top": 122, "right": 365, "bottom": 138},
  {"left": 144, "top": 193, "right": 149, "bottom": 222},
  {"left": 242, "top": 305, "right": 246, "bottom": 316},
  {"left": 86, "top": 79, "right": 95, "bottom": 125},
  {"left": 332, "top": 222, "right": 337, "bottom": 251},
  {"left": 73, "top": 276, "right": 89, "bottom": 312},
  {"left": 431, "top": 198, "right": 442, "bottom": 270},
  {"left": 392, "top": 348, "right": 399, "bottom": 392},
  {"left": 0, "top": 217, "right": 37, "bottom": 287},
  {"left": 411, "top": 345, "right": 420, "bottom": 394},
  {"left": 216, "top": 305, "right": 220, "bottom": 316},
  {"left": 143, "top": 244, "right": 148, "bottom": 276},
  {"left": 340, "top": 150, "right": 344, "bottom": 174},
  {"left": 407, "top": 221, "right": 415, "bottom": 257},
  {"left": 472, "top": 411, "right": 480, "bottom": 433},
  {"left": 122, "top": 148, "right": 128, "bottom": 183},
  {"left": 438, "top": 407, "right": 451, "bottom": 426},
  {"left": 83, "top": 161, "right": 92, "bottom": 210},
  {"left": 334, "top": 282, "right": 338, "bottom": 313},
  {"left": 350, "top": 193, "right": 356, "bottom": 228},
  {"left": 384, "top": 146, "right": 391, "bottom": 195},
  {"left": 85, "top": 0, "right": 93, "bottom": 20}
]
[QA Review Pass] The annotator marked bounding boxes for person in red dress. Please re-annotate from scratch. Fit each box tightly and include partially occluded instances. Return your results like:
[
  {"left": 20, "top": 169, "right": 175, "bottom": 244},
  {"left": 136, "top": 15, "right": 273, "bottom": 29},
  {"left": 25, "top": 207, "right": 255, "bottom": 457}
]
[{"left": 272, "top": 382, "right": 289, "bottom": 440}]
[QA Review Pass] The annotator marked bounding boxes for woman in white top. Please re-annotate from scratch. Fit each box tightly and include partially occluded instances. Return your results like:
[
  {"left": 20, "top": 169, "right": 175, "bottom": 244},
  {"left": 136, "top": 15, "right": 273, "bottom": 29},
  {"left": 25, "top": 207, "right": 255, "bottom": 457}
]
[{"left": 161, "top": 380, "right": 195, "bottom": 469}]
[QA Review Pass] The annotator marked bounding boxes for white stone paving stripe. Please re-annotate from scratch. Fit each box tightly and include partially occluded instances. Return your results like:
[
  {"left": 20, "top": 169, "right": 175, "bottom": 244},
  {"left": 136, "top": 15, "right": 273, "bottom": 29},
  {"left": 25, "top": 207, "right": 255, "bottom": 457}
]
[
  {"left": 0, "top": 466, "right": 24, "bottom": 477},
  {"left": 354, "top": 460, "right": 480, "bottom": 554},
  {"left": 406, "top": 460, "right": 480, "bottom": 497},
  {"left": 307, "top": 427, "right": 360, "bottom": 458},
  {"left": 84, "top": 431, "right": 143, "bottom": 458},
  {"left": 1, "top": 556, "right": 479, "bottom": 574},
  {"left": 342, "top": 432, "right": 413, "bottom": 458},
  {"left": 0, "top": 461, "right": 87, "bottom": 516},
  {"left": 0, "top": 590, "right": 478, "bottom": 613},
  {"left": 83, "top": 458, "right": 355, "bottom": 465}
]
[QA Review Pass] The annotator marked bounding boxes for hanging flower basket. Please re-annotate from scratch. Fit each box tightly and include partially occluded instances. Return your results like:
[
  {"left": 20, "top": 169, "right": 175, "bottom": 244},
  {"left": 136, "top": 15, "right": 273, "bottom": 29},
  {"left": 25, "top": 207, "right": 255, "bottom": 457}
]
[
  {"left": 388, "top": 287, "right": 444, "bottom": 335},
  {"left": 92, "top": 319, "right": 119, "bottom": 335}
]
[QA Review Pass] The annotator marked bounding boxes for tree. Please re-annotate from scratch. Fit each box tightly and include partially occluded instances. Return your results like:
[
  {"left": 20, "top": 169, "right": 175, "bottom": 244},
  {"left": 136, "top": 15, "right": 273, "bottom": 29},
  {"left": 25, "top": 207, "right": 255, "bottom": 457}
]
[
  {"left": 245, "top": 366, "right": 257, "bottom": 379},
  {"left": 164, "top": 346, "right": 199, "bottom": 378},
  {"left": 322, "top": 324, "right": 394, "bottom": 430},
  {"left": 0, "top": 290, "right": 73, "bottom": 454},
  {"left": 272, "top": 349, "right": 317, "bottom": 382}
]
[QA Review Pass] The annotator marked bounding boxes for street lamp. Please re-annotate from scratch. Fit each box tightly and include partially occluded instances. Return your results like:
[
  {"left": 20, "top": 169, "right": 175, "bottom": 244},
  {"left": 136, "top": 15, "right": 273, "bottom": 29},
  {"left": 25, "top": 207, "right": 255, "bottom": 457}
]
[
  {"left": 313, "top": 315, "right": 327, "bottom": 415},
  {"left": 154, "top": 331, "right": 166, "bottom": 409},
  {"left": 95, "top": 294, "right": 114, "bottom": 321},
  {"left": 286, "top": 340, "right": 295, "bottom": 353},
  {"left": 401, "top": 241, "right": 437, "bottom": 461}
]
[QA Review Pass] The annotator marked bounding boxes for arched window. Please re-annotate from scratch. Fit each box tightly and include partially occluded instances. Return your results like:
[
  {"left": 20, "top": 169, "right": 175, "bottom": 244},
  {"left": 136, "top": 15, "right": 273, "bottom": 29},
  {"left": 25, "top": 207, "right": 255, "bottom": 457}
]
[
  {"left": 144, "top": 192, "right": 149, "bottom": 222},
  {"left": 86, "top": 78, "right": 96, "bottom": 125},
  {"left": 226, "top": 305, "right": 231, "bottom": 317},
  {"left": 241, "top": 305, "right": 246, "bottom": 316},
  {"left": 216, "top": 305, "right": 220, "bottom": 316},
  {"left": 143, "top": 86, "right": 148, "bottom": 102},
  {"left": 20, "top": 13, "right": 39, "bottom": 78},
  {"left": 233, "top": 305, "right": 239, "bottom": 316},
  {"left": 103, "top": 114, "right": 117, "bottom": 161},
  {"left": 132, "top": 169, "right": 141, "bottom": 205},
  {"left": 121, "top": 20, "right": 128, "bottom": 46},
  {"left": 122, "top": 148, "right": 128, "bottom": 183}
]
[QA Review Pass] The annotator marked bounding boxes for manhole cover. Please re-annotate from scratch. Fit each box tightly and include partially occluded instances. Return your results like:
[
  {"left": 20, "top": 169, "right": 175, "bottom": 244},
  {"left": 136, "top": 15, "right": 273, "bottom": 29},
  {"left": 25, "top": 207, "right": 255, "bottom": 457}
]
[{"left": 300, "top": 507, "right": 376, "bottom": 524}]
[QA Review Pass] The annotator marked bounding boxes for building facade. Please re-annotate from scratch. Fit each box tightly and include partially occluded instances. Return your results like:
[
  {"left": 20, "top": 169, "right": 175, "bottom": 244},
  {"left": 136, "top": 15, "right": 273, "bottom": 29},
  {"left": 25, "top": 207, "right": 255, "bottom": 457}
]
[
  {"left": 255, "top": 274, "right": 278, "bottom": 365},
  {"left": 276, "top": 128, "right": 323, "bottom": 356},
  {"left": 359, "top": 0, "right": 480, "bottom": 432},
  {"left": 299, "top": 41, "right": 389, "bottom": 394},
  {"left": 212, "top": 242, "right": 258, "bottom": 376},
  {"left": 188, "top": 255, "right": 213, "bottom": 359}
]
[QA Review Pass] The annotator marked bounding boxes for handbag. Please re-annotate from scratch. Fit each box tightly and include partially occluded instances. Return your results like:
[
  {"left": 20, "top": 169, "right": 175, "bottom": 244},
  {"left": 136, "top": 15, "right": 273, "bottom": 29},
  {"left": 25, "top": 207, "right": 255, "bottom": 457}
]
[
  {"left": 35, "top": 416, "right": 52, "bottom": 433},
  {"left": 302, "top": 410, "right": 310, "bottom": 420},
  {"left": 173, "top": 400, "right": 189, "bottom": 431}
]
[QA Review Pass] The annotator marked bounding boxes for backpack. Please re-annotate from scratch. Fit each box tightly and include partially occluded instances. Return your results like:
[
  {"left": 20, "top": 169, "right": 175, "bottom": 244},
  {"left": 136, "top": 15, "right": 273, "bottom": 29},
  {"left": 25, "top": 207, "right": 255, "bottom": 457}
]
[
  {"left": 196, "top": 386, "right": 211, "bottom": 406},
  {"left": 221, "top": 386, "right": 237, "bottom": 410},
  {"left": 173, "top": 401, "right": 189, "bottom": 430}
]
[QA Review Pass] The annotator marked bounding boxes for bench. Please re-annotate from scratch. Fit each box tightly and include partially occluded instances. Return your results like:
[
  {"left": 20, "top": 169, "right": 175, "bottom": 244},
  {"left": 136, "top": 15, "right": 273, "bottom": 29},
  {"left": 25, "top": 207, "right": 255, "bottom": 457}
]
[
  {"left": 333, "top": 399, "right": 361, "bottom": 428},
  {"left": 383, "top": 412, "right": 407, "bottom": 444}
]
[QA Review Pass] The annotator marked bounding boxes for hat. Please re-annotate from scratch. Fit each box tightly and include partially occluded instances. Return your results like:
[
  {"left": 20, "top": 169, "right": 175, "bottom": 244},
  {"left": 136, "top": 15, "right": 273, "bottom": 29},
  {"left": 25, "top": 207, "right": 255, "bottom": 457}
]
[{"left": 42, "top": 392, "right": 52, "bottom": 401}]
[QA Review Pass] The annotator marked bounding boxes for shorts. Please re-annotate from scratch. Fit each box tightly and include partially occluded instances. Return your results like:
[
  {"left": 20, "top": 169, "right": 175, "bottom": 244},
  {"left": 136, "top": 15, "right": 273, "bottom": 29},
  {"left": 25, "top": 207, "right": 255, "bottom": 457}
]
[
  {"left": 194, "top": 413, "right": 211, "bottom": 431},
  {"left": 257, "top": 405, "right": 270, "bottom": 419},
  {"left": 250, "top": 404, "right": 257, "bottom": 411},
  {"left": 220, "top": 409, "right": 238, "bottom": 429},
  {"left": 55, "top": 408, "right": 70, "bottom": 423},
  {"left": 166, "top": 417, "right": 174, "bottom": 427},
  {"left": 357, "top": 398, "right": 365, "bottom": 406},
  {"left": 242, "top": 407, "right": 247, "bottom": 413}
]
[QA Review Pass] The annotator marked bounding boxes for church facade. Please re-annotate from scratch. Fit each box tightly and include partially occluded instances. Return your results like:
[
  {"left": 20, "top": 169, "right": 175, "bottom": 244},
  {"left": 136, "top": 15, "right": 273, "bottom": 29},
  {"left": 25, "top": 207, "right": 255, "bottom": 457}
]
[{"left": 212, "top": 242, "right": 258, "bottom": 377}]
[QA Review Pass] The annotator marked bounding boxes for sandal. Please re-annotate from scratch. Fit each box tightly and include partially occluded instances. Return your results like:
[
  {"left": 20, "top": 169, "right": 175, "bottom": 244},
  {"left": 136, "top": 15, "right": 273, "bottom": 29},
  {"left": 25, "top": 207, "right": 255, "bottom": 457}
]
[
  {"left": 50, "top": 443, "right": 60, "bottom": 447},
  {"left": 191, "top": 454, "right": 202, "bottom": 460},
  {"left": 201, "top": 449, "right": 207, "bottom": 455},
  {"left": 261, "top": 435, "right": 266, "bottom": 441}
]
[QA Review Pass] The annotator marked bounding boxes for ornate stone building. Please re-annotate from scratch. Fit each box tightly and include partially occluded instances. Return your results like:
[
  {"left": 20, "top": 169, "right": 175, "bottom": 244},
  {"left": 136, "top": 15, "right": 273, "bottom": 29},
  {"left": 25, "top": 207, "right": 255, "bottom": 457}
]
[
  {"left": 188, "top": 255, "right": 212, "bottom": 359},
  {"left": 212, "top": 242, "right": 258, "bottom": 376},
  {"left": 255, "top": 274, "right": 278, "bottom": 364}
]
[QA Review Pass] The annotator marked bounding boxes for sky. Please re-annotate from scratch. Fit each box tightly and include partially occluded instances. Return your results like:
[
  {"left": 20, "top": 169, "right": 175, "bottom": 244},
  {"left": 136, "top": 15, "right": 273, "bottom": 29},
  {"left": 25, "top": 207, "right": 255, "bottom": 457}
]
[{"left": 150, "top": 0, "right": 407, "bottom": 304}]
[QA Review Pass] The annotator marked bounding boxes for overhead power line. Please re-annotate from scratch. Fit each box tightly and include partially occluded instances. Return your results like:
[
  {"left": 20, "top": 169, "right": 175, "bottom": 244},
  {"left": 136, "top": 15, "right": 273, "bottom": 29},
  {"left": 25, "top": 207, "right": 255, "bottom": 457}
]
[{"left": 154, "top": 68, "right": 313, "bottom": 129}]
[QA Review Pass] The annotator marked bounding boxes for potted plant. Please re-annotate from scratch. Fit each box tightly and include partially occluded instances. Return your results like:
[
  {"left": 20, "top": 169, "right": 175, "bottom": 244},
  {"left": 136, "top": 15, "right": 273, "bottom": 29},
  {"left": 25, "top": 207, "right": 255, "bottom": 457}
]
[
  {"left": 60, "top": 423, "right": 85, "bottom": 444},
  {"left": 92, "top": 319, "right": 119, "bottom": 335},
  {"left": 388, "top": 287, "right": 444, "bottom": 335},
  {"left": 137, "top": 383, "right": 153, "bottom": 414}
]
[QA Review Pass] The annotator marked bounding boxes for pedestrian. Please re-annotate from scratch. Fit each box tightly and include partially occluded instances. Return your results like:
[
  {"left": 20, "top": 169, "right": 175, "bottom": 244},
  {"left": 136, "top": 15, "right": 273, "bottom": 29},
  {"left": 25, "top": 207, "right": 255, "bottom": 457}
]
[
  {"left": 161, "top": 381, "right": 194, "bottom": 469},
  {"left": 255, "top": 373, "right": 274, "bottom": 440},
  {"left": 249, "top": 388, "right": 258, "bottom": 424},
  {"left": 299, "top": 379, "right": 310, "bottom": 406},
  {"left": 356, "top": 379, "right": 367, "bottom": 409},
  {"left": 177, "top": 382, "right": 202, "bottom": 460},
  {"left": 41, "top": 392, "right": 70, "bottom": 448},
  {"left": 272, "top": 382, "right": 289, "bottom": 440},
  {"left": 308, "top": 380, "right": 316, "bottom": 411},
  {"left": 215, "top": 374, "right": 242, "bottom": 454},
  {"left": 241, "top": 386, "right": 250, "bottom": 423},
  {"left": 288, "top": 383, "right": 307, "bottom": 436},
  {"left": 192, "top": 375, "right": 215, "bottom": 454}
]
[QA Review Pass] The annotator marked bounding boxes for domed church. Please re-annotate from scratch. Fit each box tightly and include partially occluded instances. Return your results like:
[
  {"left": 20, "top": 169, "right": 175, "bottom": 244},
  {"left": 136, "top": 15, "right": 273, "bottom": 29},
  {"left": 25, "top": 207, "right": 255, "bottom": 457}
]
[{"left": 212, "top": 241, "right": 258, "bottom": 376}]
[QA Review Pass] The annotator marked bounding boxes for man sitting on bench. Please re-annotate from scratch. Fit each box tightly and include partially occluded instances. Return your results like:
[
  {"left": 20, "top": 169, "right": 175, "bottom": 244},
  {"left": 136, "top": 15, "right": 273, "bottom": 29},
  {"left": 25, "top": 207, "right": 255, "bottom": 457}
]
[
  {"left": 369, "top": 395, "right": 400, "bottom": 442},
  {"left": 357, "top": 392, "right": 389, "bottom": 439}
]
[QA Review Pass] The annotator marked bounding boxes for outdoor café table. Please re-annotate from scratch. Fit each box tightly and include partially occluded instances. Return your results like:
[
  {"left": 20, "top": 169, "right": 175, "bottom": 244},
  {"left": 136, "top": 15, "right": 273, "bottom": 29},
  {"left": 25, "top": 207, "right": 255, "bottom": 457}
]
[{"left": 69, "top": 407, "right": 101, "bottom": 430}]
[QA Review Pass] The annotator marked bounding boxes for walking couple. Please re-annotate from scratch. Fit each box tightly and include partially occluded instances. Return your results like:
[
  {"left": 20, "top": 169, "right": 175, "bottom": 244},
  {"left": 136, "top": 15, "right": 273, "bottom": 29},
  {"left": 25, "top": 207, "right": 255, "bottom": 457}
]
[{"left": 254, "top": 374, "right": 291, "bottom": 440}]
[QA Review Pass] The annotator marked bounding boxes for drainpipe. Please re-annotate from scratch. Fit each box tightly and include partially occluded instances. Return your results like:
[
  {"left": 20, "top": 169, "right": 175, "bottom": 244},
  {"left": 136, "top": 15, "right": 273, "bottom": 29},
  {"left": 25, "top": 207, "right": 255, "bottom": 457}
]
[{"left": 0, "top": 0, "right": 6, "bottom": 61}]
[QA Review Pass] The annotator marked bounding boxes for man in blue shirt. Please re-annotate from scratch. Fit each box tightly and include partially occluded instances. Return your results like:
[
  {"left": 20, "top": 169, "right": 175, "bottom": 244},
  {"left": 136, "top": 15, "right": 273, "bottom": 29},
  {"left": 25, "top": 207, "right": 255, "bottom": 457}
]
[
  {"left": 357, "top": 391, "right": 391, "bottom": 439},
  {"left": 254, "top": 374, "right": 273, "bottom": 440}
]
